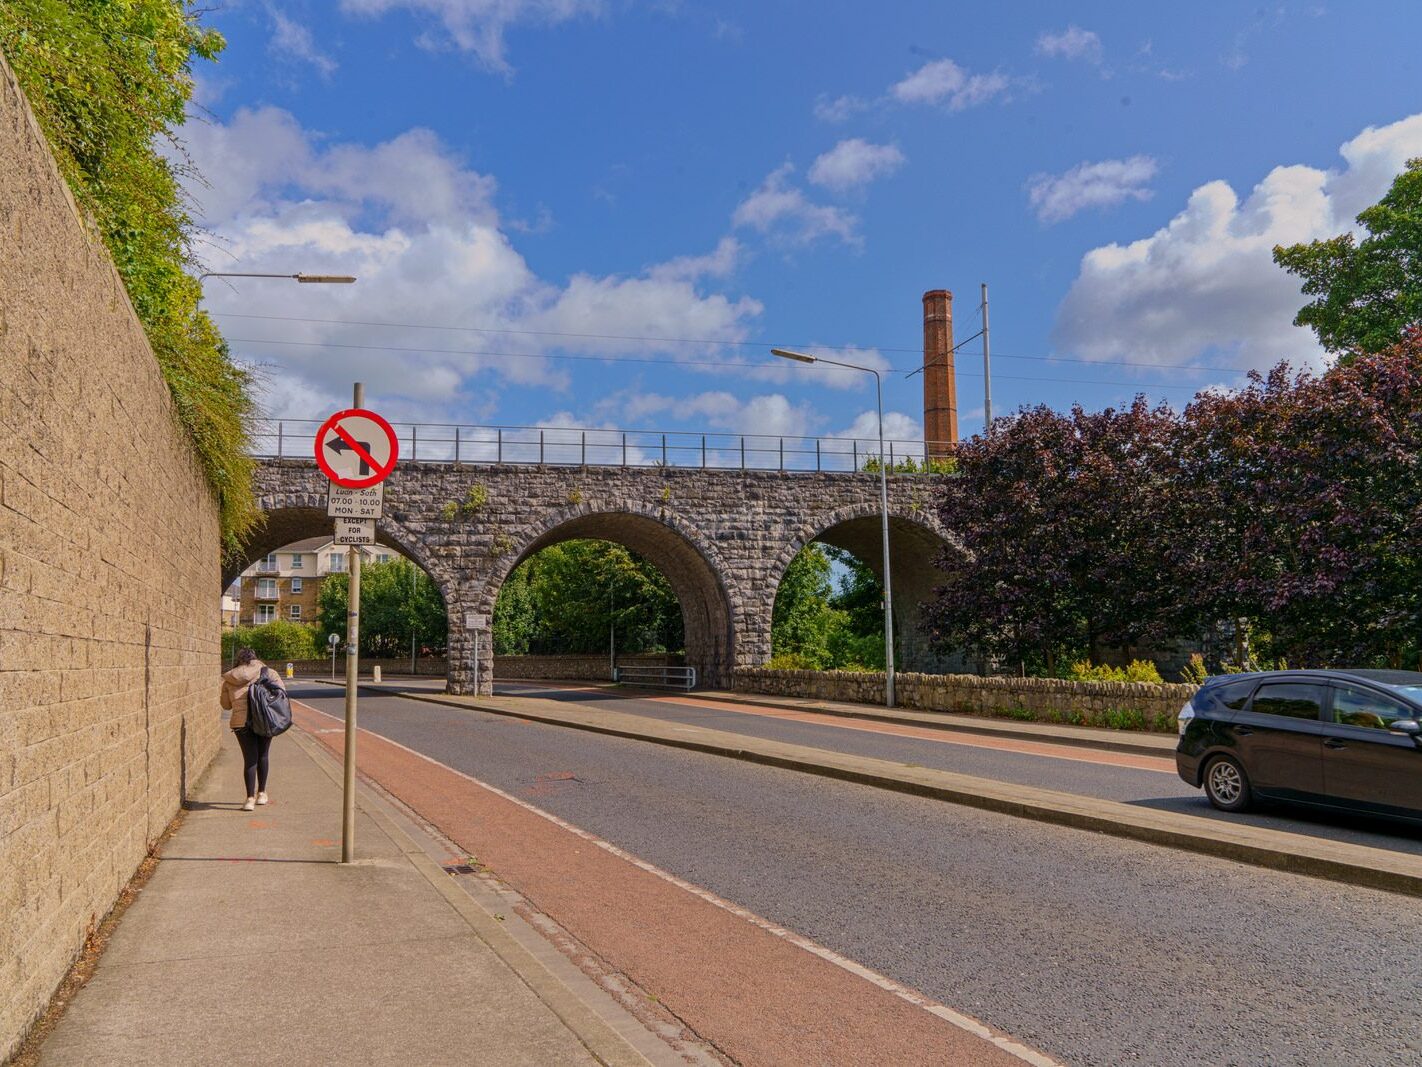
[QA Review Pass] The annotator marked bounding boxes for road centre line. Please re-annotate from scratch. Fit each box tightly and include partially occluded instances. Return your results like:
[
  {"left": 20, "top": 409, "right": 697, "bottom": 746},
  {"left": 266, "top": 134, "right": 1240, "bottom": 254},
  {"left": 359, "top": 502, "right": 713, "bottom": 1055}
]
[{"left": 291, "top": 698, "right": 1060, "bottom": 1067}]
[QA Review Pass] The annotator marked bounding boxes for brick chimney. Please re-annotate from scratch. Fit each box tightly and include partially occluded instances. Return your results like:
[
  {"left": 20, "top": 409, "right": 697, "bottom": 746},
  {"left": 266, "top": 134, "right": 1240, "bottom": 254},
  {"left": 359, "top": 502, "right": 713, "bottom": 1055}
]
[{"left": 922, "top": 289, "right": 958, "bottom": 456}]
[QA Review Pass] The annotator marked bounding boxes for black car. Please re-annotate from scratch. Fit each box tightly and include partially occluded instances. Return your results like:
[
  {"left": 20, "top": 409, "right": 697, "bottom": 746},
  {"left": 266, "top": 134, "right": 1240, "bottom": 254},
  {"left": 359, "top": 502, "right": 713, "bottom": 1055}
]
[{"left": 1176, "top": 669, "right": 1422, "bottom": 822}]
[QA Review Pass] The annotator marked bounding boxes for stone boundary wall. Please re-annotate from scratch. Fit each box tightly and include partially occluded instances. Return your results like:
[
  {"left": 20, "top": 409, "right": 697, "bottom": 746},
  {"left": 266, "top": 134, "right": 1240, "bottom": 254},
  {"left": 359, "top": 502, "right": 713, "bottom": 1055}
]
[
  {"left": 734, "top": 669, "right": 1199, "bottom": 732},
  {"left": 497, "top": 653, "right": 680, "bottom": 681},
  {"left": 0, "top": 57, "right": 223, "bottom": 1059},
  {"left": 285, "top": 657, "right": 450, "bottom": 678},
  {"left": 281, "top": 653, "right": 678, "bottom": 683}
]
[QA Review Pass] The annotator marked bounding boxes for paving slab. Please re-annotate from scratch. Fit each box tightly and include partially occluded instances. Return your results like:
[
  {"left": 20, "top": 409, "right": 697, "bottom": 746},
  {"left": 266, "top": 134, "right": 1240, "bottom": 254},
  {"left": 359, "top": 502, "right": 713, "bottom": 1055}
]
[{"left": 35, "top": 723, "right": 659, "bottom": 1067}]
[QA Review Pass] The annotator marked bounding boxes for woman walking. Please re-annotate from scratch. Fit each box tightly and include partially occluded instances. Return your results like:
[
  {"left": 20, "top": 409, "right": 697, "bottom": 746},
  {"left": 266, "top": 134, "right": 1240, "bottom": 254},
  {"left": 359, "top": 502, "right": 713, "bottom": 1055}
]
[{"left": 220, "top": 648, "right": 287, "bottom": 811}]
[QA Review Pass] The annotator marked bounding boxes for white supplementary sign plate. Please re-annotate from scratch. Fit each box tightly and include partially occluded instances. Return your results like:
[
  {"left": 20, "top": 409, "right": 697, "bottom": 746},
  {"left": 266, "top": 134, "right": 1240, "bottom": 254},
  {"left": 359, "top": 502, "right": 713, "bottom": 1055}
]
[
  {"left": 464, "top": 613, "right": 489, "bottom": 630},
  {"left": 333, "top": 517, "right": 376, "bottom": 545},
  {"left": 327, "top": 483, "right": 384, "bottom": 519}
]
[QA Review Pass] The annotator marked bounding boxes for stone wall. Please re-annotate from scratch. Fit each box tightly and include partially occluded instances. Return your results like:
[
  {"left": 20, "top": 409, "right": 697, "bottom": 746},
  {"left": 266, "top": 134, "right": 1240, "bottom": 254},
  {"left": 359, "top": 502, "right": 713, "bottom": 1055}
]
[
  {"left": 0, "top": 57, "right": 223, "bottom": 1059},
  {"left": 497, "top": 653, "right": 680, "bottom": 681},
  {"left": 242, "top": 460, "right": 957, "bottom": 696},
  {"left": 284, "top": 657, "right": 450, "bottom": 678},
  {"left": 734, "top": 669, "right": 1198, "bottom": 733}
]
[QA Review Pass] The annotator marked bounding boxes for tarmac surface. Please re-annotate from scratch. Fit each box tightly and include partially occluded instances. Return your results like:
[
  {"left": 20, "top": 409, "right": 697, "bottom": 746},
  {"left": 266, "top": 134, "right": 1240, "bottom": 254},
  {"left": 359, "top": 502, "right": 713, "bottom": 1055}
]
[
  {"left": 495, "top": 681, "right": 1422, "bottom": 857},
  {"left": 293, "top": 680, "right": 1422, "bottom": 1067}
]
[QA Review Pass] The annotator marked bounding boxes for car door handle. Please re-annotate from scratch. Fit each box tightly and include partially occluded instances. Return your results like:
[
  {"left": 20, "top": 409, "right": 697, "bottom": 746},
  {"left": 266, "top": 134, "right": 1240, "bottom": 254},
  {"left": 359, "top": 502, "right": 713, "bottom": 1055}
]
[
  {"left": 1324, "top": 738, "right": 1347, "bottom": 749},
  {"left": 1234, "top": 727, "right": 1253, "bottom": 736}
]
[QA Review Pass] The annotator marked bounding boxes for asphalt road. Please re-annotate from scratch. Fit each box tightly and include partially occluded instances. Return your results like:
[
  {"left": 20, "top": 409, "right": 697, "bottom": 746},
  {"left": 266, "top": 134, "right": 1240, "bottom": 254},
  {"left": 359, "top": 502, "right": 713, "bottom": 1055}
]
[
  {"left": 294, "top": 681, "right": 1422, "bottom": 1067},
  {"left": 493, "top": 681, "right": 1422, "bottom": 858}
]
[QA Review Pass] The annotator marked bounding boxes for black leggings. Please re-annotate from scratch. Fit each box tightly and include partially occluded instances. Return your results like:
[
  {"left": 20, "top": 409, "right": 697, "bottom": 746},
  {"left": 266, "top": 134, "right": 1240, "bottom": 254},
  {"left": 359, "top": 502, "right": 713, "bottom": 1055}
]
[{"left": 234, "top": 727, "right": 272, "bottom": 796}]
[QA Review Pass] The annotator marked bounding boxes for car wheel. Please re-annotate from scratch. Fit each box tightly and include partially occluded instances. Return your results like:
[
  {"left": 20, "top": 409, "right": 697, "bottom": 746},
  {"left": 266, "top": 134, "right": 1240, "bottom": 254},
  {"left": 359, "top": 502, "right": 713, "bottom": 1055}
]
[{"left": 1203, "top": 755, "right": 1253, "bottom": 813}]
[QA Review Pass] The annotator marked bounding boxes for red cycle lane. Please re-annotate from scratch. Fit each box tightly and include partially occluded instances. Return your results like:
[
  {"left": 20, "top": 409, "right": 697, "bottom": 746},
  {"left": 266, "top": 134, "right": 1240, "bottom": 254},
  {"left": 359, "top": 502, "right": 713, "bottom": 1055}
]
[{"left": 292, "top": 700, "right": 1054, "bottom": 1067}]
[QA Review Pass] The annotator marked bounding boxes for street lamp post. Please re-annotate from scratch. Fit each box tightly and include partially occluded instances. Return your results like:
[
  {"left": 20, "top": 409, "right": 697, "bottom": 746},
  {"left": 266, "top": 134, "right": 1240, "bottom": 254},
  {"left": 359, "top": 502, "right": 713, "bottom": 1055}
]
[
  {"left": 772, "top": 348, "right": 897, "bottom": 708},
  {"left": 198, "top": 271, "right": 357, "bottom": 284}
]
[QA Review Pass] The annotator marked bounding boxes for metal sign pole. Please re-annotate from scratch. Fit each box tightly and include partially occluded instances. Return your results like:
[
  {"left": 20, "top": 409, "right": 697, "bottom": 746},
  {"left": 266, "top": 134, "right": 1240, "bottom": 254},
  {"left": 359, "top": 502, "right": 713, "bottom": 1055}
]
[{"left": 341, "top": 381, "right": 363, "bottom": 864}]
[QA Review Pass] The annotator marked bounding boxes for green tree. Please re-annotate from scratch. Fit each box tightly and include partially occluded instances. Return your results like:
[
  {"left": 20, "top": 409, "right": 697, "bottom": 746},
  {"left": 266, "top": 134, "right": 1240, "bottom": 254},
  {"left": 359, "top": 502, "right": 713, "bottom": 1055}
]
[
  {"left": 0, "top": 1, "right": 258, "bottom": 544},
  {"left": 494, "top": 540, "right": 683, "bottom": 655},
  {"left": 492, "top": 562, "right": 541, "bottom": 655},
  {"left": 1274, "top": 158, "right": 1422, "bottom": 357},
  {"left": 769, "top": 546, "right": 886, "bottom": 670},
  {"left": 316, "top": 561, "right": 446, "bottom": 659},
  {"left": 223, "top": 620, "right": 319, "bottom": 664},
  {"left": 771, "top": 546, "right": 838, "bottom": 667}
]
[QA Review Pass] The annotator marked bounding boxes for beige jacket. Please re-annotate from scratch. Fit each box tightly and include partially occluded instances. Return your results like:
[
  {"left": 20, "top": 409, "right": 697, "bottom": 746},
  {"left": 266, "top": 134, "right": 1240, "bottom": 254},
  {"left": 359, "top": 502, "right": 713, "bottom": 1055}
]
[{"left": 219, "top": 660, "right": 285, "bottom": 729}]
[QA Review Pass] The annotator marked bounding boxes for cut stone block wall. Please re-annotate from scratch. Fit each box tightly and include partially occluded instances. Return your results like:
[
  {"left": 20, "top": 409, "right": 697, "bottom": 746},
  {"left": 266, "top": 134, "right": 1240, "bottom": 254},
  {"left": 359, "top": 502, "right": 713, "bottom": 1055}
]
[
  {"left": 734, "top": 669, "right": 1198, "bottom": 733},
  {"left": 0, "top": 57, "right": 222, "bottom": 1060},
  {"left": 496, "top": 653, "right": 680, "bottom": 681}
]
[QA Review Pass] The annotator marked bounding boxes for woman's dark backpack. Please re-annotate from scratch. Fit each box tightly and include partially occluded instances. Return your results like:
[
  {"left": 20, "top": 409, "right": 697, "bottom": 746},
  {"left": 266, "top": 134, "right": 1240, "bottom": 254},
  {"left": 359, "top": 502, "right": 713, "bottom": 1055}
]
[{"left": 248, "top": 668, "right": 292, "bottom": 737}]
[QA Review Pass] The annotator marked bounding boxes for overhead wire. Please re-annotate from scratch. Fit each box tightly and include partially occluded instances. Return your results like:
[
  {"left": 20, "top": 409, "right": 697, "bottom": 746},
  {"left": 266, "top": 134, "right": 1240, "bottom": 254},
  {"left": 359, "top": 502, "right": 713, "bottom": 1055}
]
[
  {"left": 209, "top": 309, "right": 1256, "bottom": 377},
  {"left": 224, "top": 335, "right": 1212, "bottom": 394}
]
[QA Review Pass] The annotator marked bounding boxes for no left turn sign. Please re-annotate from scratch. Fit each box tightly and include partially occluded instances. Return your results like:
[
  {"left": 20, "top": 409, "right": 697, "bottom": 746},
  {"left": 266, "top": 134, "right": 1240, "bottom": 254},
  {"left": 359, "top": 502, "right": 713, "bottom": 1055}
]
[{"left": 315, "top": 408, "right": 399, "bottom": 489}]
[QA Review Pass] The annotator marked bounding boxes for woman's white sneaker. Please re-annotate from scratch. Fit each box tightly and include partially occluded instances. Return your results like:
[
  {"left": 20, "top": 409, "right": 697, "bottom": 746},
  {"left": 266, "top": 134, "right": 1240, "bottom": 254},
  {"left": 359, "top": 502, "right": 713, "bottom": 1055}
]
[
  {"left": 256, "top": 792, "right": 269, "bottom": 806},
  {"left": 242, "top": 797, "right": 256, "bottom": 812}
]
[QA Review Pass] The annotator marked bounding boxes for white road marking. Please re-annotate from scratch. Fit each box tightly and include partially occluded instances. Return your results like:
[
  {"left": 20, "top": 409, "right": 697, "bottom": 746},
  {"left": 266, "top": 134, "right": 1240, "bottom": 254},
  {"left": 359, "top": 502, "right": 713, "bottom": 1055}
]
[{"left": 293, "top": 699, "right": 1061, "bottom": 1067}]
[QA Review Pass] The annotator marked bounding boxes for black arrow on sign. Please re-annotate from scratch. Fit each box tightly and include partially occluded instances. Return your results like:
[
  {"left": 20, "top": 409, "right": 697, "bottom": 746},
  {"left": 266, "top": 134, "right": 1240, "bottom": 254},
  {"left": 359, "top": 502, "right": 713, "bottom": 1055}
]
[{"left": 327, "top": 436, "right": 374, "bottom": 476}]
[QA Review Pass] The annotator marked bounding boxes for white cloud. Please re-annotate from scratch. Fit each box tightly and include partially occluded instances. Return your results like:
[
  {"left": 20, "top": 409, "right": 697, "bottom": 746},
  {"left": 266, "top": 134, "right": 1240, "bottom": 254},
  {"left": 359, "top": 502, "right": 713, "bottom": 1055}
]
[
  {"left": 268, "top": 8, "right": 338, "bottom": 75},
  {"left": 732, "top": 164, "right": 859, "bottom": 246},
  {"left": 1035, "top": 25, "right": 1103, "bottom": 64},
  {"left": 813, "top": 94, "right": 868, "bottom": 123},
  {"left": 178, "top": 106, "right": 763, "bottom": 418},
  {"left": 832, "top": 410, "right": 923, "bottom": 445},
  {"left": 808, "top": 139, "right": 906, "bottom": 192},
  {"left": 1052, "top": 112, "right": 1422, "bottom": 372},
  {"left": 338, "top": 0, "right": 600, "bottom": 73},
  {"left": 890, "top": 59, "right": 1009, "bottom": 110},
  {"left": 649, "top": 236, "right": 741, "bottom": 282},
  {"left": 1026, "top": 155, "right": 1158, "bottom": 223}
]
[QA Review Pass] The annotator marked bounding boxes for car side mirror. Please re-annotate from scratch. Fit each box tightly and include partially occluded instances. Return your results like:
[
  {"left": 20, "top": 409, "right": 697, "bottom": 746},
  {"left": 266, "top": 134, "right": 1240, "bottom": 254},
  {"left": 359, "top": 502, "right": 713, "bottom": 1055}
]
[{"left": 1387, "top": 719, "right": 1421, "bottom": 737}]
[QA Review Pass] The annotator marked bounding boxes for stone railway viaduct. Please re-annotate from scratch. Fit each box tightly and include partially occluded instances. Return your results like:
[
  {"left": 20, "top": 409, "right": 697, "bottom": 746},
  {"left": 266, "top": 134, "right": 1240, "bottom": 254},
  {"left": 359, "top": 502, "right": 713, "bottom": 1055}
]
[{"left": 232, "top": 460, "right": 961, "bottom": 694}]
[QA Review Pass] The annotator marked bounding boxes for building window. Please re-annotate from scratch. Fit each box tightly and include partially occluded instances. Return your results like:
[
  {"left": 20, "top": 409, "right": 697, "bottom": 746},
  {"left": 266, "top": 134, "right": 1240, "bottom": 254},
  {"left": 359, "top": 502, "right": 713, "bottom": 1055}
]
[
  {"left": 291, "top": 578, "right": 303, "bottom": 594},
  {"left": 256, "top": 604, "right": 276, "bottom": 624},
  {"left": 259, "top": 552, "right": 279, "bottom": 574},
  {"left": 256, "top": 579, "right": 278, "bottom": 599},
  {"left": 329, "top": 554, "right": 346, "bottom": 572},
  {"left": 291, "top": 553, "right": 304, "bottom": 569},
  {"left": 377, "top": 553, "right": 392, "bottom": 563},
  {"left": 289, "top": 604, "right": 302, "bottom": 620}
]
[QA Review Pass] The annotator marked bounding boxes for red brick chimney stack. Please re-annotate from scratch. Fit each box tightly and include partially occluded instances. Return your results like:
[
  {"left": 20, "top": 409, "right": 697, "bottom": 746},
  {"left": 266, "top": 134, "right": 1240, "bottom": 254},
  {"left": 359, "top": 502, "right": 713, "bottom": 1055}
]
[{"left": 922, "top": 289, "right": 958, "bottom": 456}]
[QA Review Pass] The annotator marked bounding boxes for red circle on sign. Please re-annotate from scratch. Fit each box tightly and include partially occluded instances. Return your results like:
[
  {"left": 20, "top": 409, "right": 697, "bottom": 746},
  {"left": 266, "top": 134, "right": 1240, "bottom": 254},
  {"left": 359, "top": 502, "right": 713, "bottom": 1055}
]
[{"left": 314, "top": 408, "right": 400, "bottom": 489}]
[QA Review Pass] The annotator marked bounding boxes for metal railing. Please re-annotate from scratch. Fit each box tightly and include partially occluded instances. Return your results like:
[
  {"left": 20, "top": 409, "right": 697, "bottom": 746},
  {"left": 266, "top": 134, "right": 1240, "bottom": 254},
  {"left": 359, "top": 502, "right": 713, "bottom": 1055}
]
[
  {"left": 613, "top": 664, "right": 698, "bottom": 690},
  {"left": 248, "top": 418, "right": 955, "bottom": 475}
]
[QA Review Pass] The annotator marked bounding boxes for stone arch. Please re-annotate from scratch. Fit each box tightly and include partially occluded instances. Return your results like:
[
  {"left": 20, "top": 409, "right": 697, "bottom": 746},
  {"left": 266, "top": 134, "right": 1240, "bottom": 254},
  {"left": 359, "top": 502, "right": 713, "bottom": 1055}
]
[
  {"left": 767, "top": 501, "right": 966, "bottom": 674},
  {"left": 473, "top": 501, "right": 739, "bottom": 692},
  {"left": 225, "top": 491, "right": 457, "bottom": 683}
]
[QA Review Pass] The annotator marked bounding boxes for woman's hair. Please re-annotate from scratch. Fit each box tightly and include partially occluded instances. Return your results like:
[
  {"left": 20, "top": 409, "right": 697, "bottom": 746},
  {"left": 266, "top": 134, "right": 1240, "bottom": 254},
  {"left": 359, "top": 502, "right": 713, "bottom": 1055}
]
[{"left": 234, "top": 648, "right": 258, "bottom": 666}]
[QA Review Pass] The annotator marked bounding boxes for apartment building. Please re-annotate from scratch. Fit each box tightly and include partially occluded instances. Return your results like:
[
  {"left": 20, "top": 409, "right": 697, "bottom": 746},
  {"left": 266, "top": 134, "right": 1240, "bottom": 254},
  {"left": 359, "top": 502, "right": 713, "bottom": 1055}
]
[{"left": 235, "top": 537, "right": 403, "bottom": 625}]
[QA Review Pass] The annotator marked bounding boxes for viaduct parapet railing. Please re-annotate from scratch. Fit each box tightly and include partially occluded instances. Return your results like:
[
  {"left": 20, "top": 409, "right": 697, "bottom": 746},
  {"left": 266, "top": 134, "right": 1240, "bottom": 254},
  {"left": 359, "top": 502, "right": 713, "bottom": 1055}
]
[{"left": 248, "top": 419, "right": 954, "bottom": 474}]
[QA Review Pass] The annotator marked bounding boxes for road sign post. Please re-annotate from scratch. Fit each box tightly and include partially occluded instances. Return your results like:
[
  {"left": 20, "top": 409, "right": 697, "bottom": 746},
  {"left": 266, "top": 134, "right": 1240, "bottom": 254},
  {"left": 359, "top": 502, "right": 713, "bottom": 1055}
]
[{"left": 314, "top": 387, "right": 399, "bottom": 864}]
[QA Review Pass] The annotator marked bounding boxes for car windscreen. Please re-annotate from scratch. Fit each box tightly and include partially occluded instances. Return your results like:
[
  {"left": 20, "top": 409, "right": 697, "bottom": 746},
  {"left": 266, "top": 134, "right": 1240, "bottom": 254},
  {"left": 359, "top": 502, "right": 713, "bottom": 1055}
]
[{"left": 1385, "top": 684, "right": 1422, "bottom": 707}]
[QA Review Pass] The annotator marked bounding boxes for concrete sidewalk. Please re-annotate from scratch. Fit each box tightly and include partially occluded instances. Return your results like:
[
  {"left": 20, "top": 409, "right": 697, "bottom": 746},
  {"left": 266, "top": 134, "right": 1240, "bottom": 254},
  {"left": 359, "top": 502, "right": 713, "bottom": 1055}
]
[{"left": 34, "top": 724, "right": 664, "bottom": 1067}]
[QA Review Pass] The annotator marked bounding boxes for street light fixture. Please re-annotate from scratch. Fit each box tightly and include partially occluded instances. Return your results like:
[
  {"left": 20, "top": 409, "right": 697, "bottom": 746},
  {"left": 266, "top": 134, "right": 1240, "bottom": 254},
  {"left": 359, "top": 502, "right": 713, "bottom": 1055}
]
[
  {"left": 199, "top": 271, "right": 357, "bottom": 284},
  {"left": 771, "top": 347, "right": 897, "bottom": 708}
]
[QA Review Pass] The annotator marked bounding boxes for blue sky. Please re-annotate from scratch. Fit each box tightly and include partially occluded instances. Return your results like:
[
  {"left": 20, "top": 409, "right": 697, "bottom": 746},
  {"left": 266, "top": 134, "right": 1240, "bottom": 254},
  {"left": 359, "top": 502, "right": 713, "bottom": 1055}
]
[{"left": 188, "top": 0, "right": 1422, "bottom": 456}]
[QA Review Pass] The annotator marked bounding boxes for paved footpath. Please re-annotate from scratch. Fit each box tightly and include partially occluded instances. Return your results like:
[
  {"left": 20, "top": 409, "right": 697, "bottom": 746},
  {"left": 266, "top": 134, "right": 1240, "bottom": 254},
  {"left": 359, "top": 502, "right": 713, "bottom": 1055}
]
[{"left": 34, "top": 723, "right": 677, "bottom": 1067}]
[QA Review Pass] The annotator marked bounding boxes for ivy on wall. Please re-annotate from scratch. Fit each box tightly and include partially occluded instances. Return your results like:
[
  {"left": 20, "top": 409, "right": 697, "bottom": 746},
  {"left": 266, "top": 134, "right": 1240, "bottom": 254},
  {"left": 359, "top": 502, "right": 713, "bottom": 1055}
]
[{"left": 0, "top": 0, "right": 258, "bottom": 545}]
